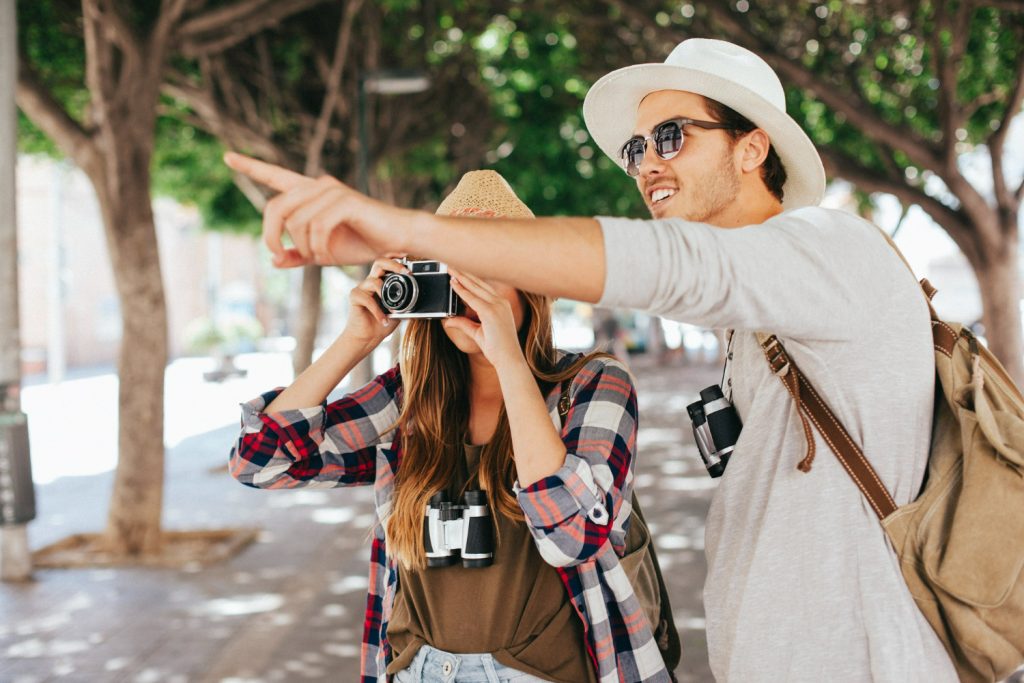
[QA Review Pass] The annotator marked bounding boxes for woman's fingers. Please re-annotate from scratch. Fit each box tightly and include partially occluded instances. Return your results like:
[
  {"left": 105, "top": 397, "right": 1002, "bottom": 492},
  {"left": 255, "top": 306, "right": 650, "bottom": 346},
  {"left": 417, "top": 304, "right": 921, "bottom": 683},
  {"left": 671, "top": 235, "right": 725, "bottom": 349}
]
[
  {"left": 350, "top": 287, "right": 390, "bottom": 326},
  {"left": 449, "top": 276, "right": 483, "bottom": 308},
  {"left": 449, "top": 269, "right": 499, "bottom": 300},
  {"left": 369, "top": 258, "right": 410, "bottom": 279},
  {"left": 442, "top": 316, "right": 481, "bottom": 338},
  {"left": 358, "top": 276, "right": 384, "bottom": 295},
  {"left": 450, "top": 276, "right": 502, "bottom": 315}
]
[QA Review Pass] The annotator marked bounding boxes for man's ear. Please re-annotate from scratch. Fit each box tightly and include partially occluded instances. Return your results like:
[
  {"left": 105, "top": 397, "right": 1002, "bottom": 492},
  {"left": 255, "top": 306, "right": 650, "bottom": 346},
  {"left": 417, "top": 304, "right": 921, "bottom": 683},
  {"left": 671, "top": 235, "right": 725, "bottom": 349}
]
[{"left": 739, "top": 129, "right": 771, "bottom": 174}]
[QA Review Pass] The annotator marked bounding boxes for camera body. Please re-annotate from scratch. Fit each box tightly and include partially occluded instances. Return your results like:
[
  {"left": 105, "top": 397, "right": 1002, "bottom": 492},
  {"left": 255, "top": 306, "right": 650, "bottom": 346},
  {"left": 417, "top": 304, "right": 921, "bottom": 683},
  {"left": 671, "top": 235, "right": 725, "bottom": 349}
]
[
  {"left": 423, "top": 490, "right": 494, "bottom": 568},
  {"left": 380, "top": 259, "right": 465, "bottom": 319},
  {"left": 687, "top": 384, "right": 742, "bottom": 478}
]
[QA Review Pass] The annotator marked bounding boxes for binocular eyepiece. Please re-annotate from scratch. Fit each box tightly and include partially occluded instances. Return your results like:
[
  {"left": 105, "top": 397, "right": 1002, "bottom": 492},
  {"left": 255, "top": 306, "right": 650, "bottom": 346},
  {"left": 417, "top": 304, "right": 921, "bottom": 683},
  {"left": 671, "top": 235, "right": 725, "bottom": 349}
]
[
  {"left": 687, "top": 384, "right": 743, "bottom": 478},
  {"left": 423, "top": 490, "right": 494, "bottom": 568}
]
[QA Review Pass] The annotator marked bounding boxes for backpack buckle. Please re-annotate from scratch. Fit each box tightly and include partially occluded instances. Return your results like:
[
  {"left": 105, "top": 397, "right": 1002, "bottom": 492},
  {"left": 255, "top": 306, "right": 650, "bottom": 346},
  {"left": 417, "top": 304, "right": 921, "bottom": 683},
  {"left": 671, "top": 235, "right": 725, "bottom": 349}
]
[{"left": 760, "top": 335, "right": 790, "bottom": 376}]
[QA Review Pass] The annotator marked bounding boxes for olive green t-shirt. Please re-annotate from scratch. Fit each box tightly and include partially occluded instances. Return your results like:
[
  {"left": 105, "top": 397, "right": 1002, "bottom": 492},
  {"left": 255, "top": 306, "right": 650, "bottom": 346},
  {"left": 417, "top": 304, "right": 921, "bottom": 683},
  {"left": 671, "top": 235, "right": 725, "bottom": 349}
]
[{"left": 386, "top": 444, "right": 595, "bottom": 683}]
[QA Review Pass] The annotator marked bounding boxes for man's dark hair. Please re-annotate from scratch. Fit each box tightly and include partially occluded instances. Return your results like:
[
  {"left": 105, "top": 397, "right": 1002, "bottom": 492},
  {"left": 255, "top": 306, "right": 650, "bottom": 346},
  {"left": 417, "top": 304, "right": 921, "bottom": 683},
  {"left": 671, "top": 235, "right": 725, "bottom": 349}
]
[{"left": 703, "top": 97, "right": 787, "bottom": 203}]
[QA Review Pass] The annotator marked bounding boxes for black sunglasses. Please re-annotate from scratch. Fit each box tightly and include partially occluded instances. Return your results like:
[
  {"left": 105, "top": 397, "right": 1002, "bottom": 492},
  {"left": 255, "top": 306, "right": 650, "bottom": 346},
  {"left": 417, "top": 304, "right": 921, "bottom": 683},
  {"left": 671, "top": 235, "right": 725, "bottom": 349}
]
[{"left": 619, "top": 117, "right": 734, "bottom": 177}]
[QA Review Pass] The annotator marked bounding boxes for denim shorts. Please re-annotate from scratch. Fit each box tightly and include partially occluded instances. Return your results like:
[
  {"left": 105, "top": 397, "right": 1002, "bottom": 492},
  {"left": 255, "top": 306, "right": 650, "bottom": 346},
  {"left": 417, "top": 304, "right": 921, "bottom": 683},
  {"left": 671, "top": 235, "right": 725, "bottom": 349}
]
[{"left": 393, "top": 644, "right": 550, "bottom": 682}]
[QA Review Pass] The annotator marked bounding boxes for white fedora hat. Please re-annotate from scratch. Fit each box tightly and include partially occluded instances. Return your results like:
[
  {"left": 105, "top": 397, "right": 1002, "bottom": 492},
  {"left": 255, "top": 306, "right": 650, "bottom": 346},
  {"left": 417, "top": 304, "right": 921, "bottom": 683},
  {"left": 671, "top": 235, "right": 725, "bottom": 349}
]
[{"left": 583, "top": 38, "right": 825, "bottom": 209}]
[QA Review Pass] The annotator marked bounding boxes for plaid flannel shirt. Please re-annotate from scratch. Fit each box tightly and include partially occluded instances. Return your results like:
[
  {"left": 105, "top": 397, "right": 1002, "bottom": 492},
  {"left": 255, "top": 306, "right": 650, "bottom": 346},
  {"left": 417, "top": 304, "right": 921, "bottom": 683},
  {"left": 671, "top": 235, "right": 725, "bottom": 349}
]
[{"left": 230, "top": 354, "right": 671, "bottom": 683}]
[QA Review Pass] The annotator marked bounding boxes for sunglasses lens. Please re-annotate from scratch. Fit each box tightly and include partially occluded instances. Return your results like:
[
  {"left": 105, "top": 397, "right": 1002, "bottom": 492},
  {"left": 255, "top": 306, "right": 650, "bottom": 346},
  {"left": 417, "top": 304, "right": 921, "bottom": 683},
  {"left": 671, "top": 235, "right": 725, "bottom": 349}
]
[
  {"left": 654, "top": 122, "right": 683, "bottom": 159},
  {"left": 622, "top": 138, "right": 645, "bottom": 177}
]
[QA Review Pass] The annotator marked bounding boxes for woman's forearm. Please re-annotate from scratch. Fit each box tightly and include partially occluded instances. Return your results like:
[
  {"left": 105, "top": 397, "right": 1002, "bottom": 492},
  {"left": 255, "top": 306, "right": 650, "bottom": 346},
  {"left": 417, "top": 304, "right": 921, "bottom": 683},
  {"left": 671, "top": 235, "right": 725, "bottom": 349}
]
[
  {"left": 265, "top": 333, "right": 377, "bottom": 413},
  {"left": 497, "top": 359, "right": 568, "bottom": 488}
]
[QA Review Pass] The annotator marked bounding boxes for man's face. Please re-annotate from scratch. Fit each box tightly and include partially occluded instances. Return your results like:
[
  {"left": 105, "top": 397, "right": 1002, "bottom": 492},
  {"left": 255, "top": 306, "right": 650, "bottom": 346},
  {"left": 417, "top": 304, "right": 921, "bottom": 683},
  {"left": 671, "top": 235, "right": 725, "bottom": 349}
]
[{"left": 631, "top": 91, "right": 741, "bottom": 224}]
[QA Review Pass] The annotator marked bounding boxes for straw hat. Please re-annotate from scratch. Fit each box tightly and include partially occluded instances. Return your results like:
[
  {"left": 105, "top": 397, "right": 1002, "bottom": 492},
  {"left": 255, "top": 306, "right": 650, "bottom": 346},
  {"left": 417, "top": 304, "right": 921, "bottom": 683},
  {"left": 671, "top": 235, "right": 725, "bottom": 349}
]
[
  {"left": 435, "top": 170, "right": 535, "bottom": 218},
  {"left": 583, "top": 38, "right": 825, "bottom": 209}
]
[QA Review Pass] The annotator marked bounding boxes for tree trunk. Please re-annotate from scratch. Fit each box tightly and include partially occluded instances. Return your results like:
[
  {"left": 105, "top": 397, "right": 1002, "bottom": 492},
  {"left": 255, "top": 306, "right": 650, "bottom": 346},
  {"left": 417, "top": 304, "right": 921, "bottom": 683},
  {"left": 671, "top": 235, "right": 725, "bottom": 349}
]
[
  {"left": 293, "top": 264, "right": 322, "bottom": 375},
  {"left": 974, "top": 235, "right": 1024, "bottom": 385},
  {"left": 292, "top": 264, "right": 376, "bottom": 387},
  {"left": 94, "top": 141, "right": 168, "bottom": 556}
]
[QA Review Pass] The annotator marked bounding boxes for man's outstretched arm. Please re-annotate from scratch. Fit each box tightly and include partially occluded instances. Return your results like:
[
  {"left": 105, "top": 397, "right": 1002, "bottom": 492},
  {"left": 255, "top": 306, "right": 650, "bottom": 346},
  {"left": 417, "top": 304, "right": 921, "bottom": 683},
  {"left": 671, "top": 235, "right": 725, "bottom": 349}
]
[
  {"left": 405, "top": 211, "right": 605, "bottom": 302},
  {"left": 224, "top": 152, "right": 606, "bottom": 302}
]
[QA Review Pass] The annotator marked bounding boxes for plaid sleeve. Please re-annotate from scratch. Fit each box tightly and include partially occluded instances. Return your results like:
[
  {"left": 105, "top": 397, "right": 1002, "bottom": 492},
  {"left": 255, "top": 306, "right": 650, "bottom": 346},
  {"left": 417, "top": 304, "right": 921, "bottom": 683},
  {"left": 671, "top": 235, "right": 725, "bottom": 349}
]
[
  {"left": 229, "top": 365, "right": 403, "bottom": 489},
  {"left": 515, "top": 356, "right": 637, "bottom": 567}
]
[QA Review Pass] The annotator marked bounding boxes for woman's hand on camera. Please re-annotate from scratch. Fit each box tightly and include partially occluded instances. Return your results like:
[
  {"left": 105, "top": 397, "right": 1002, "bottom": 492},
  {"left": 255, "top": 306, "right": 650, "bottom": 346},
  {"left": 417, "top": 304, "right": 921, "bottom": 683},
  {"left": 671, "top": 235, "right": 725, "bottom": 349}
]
[
  {"left": 342, "top": 257, "right": 406, "bottom": 350},
  {"left": 443, "top": 269, "right": 525, "bottom": 370}
]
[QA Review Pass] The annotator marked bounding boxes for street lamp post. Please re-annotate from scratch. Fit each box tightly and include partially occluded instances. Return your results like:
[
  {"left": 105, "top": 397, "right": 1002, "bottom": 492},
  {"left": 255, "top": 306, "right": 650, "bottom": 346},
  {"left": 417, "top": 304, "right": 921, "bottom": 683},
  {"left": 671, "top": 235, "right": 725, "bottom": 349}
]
[
  {"left": 353, "top": 69, "right": 432, "bottom": 377},
  {"left": 357, "top": 69, "right": 432, "bottom": 194}
]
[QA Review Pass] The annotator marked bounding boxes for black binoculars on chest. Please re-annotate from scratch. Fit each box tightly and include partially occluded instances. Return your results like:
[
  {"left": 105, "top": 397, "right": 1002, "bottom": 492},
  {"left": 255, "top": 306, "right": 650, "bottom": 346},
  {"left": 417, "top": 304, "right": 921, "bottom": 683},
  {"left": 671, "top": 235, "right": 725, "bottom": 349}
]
[{"left": 423, "top": 490, "right": 494, "bottom": 568}]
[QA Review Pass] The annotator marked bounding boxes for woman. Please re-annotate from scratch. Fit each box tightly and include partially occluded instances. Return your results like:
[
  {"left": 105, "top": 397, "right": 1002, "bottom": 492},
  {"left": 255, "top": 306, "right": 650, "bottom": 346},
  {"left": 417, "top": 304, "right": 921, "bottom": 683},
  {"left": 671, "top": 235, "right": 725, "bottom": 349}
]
[{"left": 230, "top": 171, "right": 671, "bottom": 683}]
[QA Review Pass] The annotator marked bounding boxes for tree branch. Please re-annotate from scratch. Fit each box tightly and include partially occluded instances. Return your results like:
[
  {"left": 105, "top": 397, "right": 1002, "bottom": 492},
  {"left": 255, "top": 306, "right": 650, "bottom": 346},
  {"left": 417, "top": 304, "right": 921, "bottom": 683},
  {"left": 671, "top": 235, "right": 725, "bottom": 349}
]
[
  {"left": 177, "top": 0, "right": 275, "bottom": 37},
  {"left": 305, "top": 0, "right": 363, "bottom": 175},
  {"left": 162, "top": 78, "right": 284, "bottom": 161},
  {"left": 697, "top": 1, "right": 946, "bottom": 172},
  {"left": 15, "top": 59, "right": 97, "bottom": 173},
  {"left": 177, "top": 0, "right": 330, "bottom": 58},
  {"left": 931, "top": 0, "right": 970, "bottom": 170},
  {"left": 90, "top": 0, "right": 143, "bottom": 65},
  {"left": 82, "top": 0, "right": 115, "bottom": 116},
  {"left": 254, "top": 35, "right": 284, "bottom": 125},
  {"left": 990, "top": 54, "right": 1024, "bottom": 214},
  {"left": 819, "top": 146, "right": 979, "bottom": 264},
  {"left": 210, "top": 56, "right": 266, "bottom": 136},
  {"left": 963, "top": 89, "right": 1007, "bottom": 118},
  {"left": 149, "top": 0, "right": 190, "bottom": 71}
]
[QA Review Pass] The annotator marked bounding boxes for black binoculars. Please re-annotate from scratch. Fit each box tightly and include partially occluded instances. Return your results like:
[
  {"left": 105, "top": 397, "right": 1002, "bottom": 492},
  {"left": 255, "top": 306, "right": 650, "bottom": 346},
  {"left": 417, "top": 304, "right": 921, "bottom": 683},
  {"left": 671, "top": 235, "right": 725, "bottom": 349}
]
[
  {"left": 687, "top": 384, "right": 743, "bottom": 478},
  {"left": 423, "top": 490, "right": 494, "bottom": 568}
]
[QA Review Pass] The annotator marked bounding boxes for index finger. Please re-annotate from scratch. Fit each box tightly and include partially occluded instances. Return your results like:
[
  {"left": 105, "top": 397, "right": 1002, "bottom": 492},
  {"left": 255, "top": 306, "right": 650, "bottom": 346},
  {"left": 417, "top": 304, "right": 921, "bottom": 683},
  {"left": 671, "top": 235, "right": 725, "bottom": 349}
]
[{"left": 224, "top": 152, "right": 307, "bottom": 193}]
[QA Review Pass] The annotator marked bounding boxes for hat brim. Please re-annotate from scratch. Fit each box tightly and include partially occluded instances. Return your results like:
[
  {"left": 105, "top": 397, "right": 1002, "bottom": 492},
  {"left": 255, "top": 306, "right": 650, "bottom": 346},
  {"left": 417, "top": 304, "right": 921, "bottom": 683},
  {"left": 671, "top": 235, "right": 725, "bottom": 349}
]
[{"left": 583, "top": 63, "right": 826, "bottom": 210}]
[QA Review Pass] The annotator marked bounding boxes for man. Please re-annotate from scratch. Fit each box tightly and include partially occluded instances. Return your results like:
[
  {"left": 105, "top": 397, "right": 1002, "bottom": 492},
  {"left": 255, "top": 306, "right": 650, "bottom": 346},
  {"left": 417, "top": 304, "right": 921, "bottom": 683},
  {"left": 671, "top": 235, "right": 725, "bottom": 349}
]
[{"left": 226, "top": 38, "right": 957, "bottom": 682}]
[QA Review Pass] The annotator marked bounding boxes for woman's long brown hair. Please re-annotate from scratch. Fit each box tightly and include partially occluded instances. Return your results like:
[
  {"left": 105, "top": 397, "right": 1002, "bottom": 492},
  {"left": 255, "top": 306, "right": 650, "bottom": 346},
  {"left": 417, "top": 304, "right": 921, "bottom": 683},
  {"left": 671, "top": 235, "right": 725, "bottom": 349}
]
[{"left": 386, "top": 291, "right": 607, "bottom": 569}]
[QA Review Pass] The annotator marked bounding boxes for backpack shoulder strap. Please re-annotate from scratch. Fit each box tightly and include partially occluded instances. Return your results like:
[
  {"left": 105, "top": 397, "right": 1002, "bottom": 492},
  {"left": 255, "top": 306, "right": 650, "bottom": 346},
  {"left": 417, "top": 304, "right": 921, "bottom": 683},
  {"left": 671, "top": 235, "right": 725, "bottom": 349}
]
[
  {"left": 756, "top": 333, "right": 898, "bottom": 520},
  {"left": 752, "top": 228, "right": 947, "bottom": 520}
]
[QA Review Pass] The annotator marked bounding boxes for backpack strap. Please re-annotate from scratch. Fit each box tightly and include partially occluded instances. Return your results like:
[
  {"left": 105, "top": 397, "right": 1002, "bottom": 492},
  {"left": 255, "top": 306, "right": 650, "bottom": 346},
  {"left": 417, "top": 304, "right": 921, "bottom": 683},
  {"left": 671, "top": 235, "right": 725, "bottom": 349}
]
[
  {"left": 753, "top": 228, "right": 958, "bottom": 519},
  {"left": 755, "top": 333, "right": 898, "bottom": 520}
]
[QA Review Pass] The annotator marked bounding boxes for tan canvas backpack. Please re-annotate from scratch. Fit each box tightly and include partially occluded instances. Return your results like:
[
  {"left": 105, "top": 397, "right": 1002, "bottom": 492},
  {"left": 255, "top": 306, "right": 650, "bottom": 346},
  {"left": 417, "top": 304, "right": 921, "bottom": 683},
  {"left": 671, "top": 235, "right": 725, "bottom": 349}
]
[{"left": 756, "top": 238, "right": 1024, "bottom": 682}]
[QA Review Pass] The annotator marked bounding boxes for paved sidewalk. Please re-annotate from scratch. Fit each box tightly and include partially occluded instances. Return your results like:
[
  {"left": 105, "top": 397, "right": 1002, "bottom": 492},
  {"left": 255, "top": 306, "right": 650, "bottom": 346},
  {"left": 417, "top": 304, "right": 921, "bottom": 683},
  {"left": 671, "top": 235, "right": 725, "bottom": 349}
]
[{"left": 1, "top": 353, "right": 721, "bottom": 683}]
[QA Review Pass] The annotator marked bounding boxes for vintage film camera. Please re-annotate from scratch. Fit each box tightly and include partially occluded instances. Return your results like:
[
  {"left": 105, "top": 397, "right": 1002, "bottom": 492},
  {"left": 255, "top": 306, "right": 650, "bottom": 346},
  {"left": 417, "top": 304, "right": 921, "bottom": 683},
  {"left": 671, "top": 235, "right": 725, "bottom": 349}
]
[
  {"left": 423, "top": 490, "right": 494, "bottom": 568},
  {"left": 379, "top": 258, "right": 465, "bottom": 319},
  {"left": 687, "top": 385, "right": 743, "bottom": 478}
]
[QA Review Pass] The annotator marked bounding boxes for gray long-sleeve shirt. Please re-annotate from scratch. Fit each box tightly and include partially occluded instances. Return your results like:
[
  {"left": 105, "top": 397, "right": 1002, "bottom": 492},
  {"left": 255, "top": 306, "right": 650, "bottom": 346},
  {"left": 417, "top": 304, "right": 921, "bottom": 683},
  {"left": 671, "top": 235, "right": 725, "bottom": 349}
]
[{"left": 598, "top": 207, "right": 958, "bottom": 682}]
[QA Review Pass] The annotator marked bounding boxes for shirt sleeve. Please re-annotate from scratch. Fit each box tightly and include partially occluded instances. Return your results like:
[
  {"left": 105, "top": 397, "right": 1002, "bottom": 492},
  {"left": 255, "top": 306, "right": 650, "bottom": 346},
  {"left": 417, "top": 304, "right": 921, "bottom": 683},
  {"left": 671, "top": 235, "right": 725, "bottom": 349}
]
[
  {"left": 228, "top": 365, "right": 403, "bottom": 489},
  {"left": 597, "top": 207, "right": 909, "bottom": 341},
  {"left": 515, "top": 356, "right": 636, "bottom": 567}
]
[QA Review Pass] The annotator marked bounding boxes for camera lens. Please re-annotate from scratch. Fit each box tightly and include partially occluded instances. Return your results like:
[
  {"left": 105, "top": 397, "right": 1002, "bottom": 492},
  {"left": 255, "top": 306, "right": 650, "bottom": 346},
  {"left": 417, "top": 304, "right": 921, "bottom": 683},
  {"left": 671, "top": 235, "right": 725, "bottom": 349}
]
[{"left": 380, "top": 273, "right": 418, "bottom": 313}]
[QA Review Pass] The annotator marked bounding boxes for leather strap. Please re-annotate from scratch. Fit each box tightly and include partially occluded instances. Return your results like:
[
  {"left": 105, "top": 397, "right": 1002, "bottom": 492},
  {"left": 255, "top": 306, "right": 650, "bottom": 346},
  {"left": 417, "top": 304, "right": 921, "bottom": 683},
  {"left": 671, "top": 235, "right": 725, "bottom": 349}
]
[
  {"left": 753, "top": 230, "right": 960, "bottom": 520},
  {"left": 757, "top": 333, "right": 898, "bottom": 520}
]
